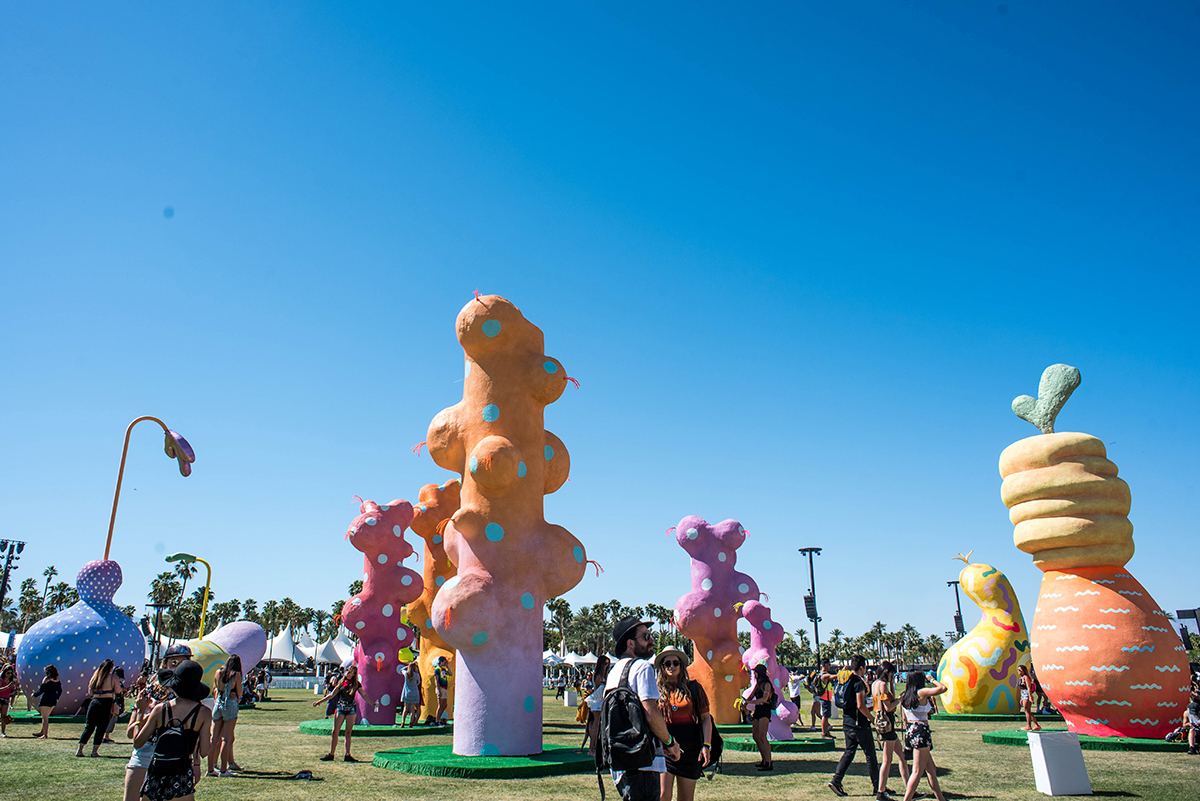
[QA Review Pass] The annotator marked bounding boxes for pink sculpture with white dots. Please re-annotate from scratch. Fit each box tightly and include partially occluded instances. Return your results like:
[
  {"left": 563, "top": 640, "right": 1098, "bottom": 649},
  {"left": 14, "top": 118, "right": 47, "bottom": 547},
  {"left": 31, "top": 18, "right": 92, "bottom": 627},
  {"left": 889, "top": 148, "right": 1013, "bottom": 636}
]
[
  {"left": 340, "top": 497, "right": 423, "bottom": 724},
  {"left": 740, "top": 599, "right": 800, "bottom": 740}
]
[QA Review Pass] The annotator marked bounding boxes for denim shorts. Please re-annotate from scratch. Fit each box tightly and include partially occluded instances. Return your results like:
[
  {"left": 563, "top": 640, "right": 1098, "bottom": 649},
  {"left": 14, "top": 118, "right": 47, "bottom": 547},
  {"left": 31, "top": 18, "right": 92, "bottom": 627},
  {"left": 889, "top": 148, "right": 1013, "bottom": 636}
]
[{"left": 820, "top": 699, "right": 832, "bottom": 718}]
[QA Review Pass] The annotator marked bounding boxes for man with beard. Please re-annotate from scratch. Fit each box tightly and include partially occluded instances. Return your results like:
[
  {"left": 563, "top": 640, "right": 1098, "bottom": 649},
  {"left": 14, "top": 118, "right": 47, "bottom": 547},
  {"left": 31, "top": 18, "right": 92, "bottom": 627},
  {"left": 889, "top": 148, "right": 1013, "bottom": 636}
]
[{"left": 604, "top": 616, "right": 682, "bottom": 801}]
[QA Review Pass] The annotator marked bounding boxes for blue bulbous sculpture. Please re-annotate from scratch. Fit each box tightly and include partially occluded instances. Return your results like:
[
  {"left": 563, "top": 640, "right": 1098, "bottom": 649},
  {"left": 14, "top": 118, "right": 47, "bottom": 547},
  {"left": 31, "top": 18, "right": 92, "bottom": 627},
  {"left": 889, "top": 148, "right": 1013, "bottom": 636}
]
[{"left": 16, "top": 560, "right": 145, "bottom": 713}]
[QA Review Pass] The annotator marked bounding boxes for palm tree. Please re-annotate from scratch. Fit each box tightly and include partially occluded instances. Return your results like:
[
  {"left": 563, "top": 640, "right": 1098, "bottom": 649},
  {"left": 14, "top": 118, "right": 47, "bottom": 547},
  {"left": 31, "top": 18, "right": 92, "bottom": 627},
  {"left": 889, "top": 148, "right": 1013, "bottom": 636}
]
[
  {"left": 826, "top": 628, "right": 845, "bottom": 663},
  {"left": 262, "top": 600, "right": 280, "bottom": 635},
  {"left": 312, "top": 609, "right": 329, "bottom": 640},
  {"left": 46, "top": 581, "right": 74, "bottom": 614},
  {"left": 41, "top": 565, "right": 58, "bottom": 609},
  {"left": 148, "top": 572, "right": 181, "bottom": 606},
  {"left": 546, "top": 598, "right": 572, "bottom": 654},
  {"left": 278, "top": 597, "right": 300, "bottom": 630},
  {"left": 18, "top": 578, "right": 42, "bottom": 631},
  {"left": 242, "top": 599, "right": 258, "bottom": 623}
]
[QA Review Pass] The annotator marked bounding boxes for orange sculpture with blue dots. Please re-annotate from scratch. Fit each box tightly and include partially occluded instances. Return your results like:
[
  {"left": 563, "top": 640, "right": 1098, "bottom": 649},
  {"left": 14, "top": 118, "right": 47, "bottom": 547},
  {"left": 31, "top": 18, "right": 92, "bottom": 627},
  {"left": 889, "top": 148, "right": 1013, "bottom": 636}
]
[{"left": 427, "top": 294, "right": 586, "bottom": 756}]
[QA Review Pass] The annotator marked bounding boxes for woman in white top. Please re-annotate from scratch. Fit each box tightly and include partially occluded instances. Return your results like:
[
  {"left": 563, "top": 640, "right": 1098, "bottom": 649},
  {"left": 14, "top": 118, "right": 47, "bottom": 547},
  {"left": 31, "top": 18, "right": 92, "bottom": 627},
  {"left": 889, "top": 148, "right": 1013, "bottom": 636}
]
[
  {"left": 899, "top": 671, "right": 947, "bottom": 801},
  {"left": 580, "top": 655, "right": 611, "bottom": 756}
]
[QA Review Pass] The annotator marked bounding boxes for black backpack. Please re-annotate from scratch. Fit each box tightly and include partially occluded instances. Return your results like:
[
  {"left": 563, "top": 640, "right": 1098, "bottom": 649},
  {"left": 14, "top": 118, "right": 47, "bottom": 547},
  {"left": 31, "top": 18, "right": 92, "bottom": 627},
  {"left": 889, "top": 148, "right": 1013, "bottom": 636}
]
[
  {"left": 595, "top": 659, "right": 657, "bottom": 797},
  {"left": 833, "top": 672, "right": 852, "bottom": 710},
  {"left": 147, "top": 702, "right": 201, "bottom": 776}
]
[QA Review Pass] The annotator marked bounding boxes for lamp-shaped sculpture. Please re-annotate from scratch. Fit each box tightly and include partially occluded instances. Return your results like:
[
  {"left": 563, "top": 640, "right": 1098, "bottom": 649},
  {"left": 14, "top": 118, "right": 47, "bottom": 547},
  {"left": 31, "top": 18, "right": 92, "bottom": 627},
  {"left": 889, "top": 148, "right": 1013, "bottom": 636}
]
[{"left": 17, "top": 416, "right": 194, "bottom": 712}]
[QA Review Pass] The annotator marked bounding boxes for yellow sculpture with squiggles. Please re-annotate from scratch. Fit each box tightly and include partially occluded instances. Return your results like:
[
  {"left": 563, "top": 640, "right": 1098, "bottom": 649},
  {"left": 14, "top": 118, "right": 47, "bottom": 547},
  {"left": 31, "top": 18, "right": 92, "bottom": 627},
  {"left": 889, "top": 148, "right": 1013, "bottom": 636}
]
[{"left": 936, "top": 553, "right": 1031, "bottom": 715}]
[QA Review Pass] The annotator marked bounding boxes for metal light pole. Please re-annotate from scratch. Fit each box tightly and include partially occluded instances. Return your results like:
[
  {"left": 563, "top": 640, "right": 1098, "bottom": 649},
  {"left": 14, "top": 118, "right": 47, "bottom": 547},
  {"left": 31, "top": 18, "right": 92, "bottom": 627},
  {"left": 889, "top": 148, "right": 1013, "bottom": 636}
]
[
  {"left": 799, "top": 547, "right": 823, "bottom": 665},
  {"left": 947, "top": 580, "right": 965, "bottom": 639},
  {"left": 0, "top": 540, "right": 27, "bottom": 638},
  {"left": 166, "top": 553, "right": 212, "bottom": 638},
  {"left": 146, "top": 602, "right": 171, "bottom": 667}
]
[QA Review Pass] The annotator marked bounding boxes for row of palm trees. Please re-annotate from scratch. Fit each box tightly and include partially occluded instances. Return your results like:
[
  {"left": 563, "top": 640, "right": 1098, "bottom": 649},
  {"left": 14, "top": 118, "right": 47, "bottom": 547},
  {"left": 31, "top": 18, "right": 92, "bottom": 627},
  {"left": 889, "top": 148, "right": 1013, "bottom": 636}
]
[
  {"left": 543, "top": 597, "right": 948, "bottom": 668},
  {"left": 6, "top": 566, "right": 98, "bottom": 633}
]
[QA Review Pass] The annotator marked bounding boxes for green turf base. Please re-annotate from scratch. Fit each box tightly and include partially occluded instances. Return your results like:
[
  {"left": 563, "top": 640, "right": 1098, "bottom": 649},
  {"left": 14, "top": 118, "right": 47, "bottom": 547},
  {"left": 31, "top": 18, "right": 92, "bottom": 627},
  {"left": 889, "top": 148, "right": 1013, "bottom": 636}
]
[
  {"left": 6, "top": 710, "right": 130, "bottom": 724},
  {"left": 932, "top": 712, "right": 1061, "bottom": 722},
  {"left": 981, "top": 728, "right": 1187, "bottom": 752},
  {"left": 724, "top": 736, "right": 835, "bottom": 753},
  {"left": 371, "top": 744, "right": 595, "bottom": 778},
  {"left": 298, "top": 718, "right": 452, "bottom": 737}
]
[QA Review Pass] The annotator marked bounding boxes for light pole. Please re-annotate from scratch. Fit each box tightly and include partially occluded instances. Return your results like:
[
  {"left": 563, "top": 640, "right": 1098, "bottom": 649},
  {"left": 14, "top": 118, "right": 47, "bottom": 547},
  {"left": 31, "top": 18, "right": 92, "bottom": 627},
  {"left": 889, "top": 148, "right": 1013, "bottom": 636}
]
[
  {"left": 947, "top": 580, "right": 965, "bottom": 640},
  {"left": 146, "top": 602, "right": 171, "bottom": 666},
  {"left": 166, "top": 553, "right": 212, "bottom": 638},
  {"left": 104, "top": 416, "right": 195, "bottom": 560},
  {"left": 799, "top": 547, "right": 822, "bottom": 665}
]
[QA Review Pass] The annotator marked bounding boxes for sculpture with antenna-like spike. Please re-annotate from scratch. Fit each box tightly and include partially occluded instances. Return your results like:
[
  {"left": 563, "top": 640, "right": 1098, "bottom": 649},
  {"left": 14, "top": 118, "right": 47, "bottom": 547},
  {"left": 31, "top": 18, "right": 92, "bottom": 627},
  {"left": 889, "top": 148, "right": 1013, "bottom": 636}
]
[{"left": 1000, "top": 364, "right": 1188, "bottom": 738}]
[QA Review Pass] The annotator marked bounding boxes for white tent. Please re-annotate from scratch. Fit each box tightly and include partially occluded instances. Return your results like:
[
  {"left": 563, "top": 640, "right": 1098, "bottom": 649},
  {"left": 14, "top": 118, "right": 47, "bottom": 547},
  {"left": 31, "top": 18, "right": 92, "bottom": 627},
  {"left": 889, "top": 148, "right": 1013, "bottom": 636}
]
[
  {"left": 314, "top": 638, "right": 343, "bottom": 664},
  {"left": 543, "top": 651, "right": 564, "bottom": 666},
  {"left": 564, "top": 652, "right": 598, "bottom": 666},
  {"left": 264, "top": 623, "right": 305, "bottom": 663},
  {"left": 296, "top": 629, "right": 315, "bottom": 648},
  {"left": 331, "top": 627, "right": 355, "bottom": 662},
  {"left": 0, "top": 631, "right": 23, "bottom": 651}
]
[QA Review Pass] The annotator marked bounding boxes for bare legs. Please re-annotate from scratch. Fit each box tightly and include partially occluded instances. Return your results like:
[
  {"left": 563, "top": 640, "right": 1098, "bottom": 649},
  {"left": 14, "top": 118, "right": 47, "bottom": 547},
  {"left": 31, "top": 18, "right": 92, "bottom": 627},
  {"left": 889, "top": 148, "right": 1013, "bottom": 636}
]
[
  {"left": 902, "top": 747, "right": 945, "bottom": 801},
  {"left": 343, "top": 714, "right": 356, "bottom": 758},
  {"left": 752, "top": 715, "right": 771, "bottom": 767},
  {"left": 207, "top": 719, "right": 226, "bottom": 774},
  {"left": 436, "top": 694, "right": 447, "bottom": 724},
  {"left": 661, "top": 771, "right": 698, "bottom": 801},
  {"left": 215, "top": 719, "right": 238, "bottom": 772},
  {"left": 123, "top": 767, "right": 146, "bottom": 801},
  {"left": 326, "top": 711, "right": 346, "bottom": 757},
  {"left": 1022, "top": 700, "right": 1040, "bottom": 731},
  {"left": 877, "top": 737, "right": 909, "bottom": 796},
  {"left": 36, "top": 707, "right": 52, "bottom": 739}
]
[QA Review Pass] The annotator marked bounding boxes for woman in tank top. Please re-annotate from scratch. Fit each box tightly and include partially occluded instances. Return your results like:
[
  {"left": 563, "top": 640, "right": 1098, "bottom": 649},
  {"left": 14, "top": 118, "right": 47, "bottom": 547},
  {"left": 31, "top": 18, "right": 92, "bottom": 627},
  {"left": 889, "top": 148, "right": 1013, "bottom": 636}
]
[
  {"left": 899, "top": 671, "right": 947, "bottom": 801},
  {"left": 872, "top": 660, "right": 909, "bottom": 800}
]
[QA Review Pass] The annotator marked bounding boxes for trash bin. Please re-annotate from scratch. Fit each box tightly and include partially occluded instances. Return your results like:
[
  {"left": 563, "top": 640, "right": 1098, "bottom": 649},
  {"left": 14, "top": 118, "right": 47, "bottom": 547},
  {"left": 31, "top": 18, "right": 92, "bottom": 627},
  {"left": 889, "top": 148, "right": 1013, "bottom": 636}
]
[
  {"left": 564, "top": 690, "right": 578, "bottom": 706},
  {"left": 1027, "top": 730, "right": 1092, "bottom": 796}
]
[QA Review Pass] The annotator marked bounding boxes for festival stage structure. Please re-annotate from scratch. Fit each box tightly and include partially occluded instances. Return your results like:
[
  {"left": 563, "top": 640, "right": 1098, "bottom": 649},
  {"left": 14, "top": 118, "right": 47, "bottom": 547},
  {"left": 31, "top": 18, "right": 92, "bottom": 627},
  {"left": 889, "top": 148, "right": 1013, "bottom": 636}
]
[
  {"left": 408, "top": 479, "right": 462, "bottom": 722},
  {"left": 16, "top": 417, "right": 192, "bottom": 712},
  {"left": 1001, "top": 364, "right": 1188, "bottom": 738},
  {"left": 339, "top": 497, "right": 423, "bottom": 724},
  {"left": 936, "top": 554, "right": 1030, "bottom": 715},
  {"left": 739, "top": 599, "right": 799, "bottom": 740},
  {"left": 425, "top": 294, "right": 587, "bottom": 756},
  {"left": 672, "top": 515, "right": 759, "bottom": 725}
]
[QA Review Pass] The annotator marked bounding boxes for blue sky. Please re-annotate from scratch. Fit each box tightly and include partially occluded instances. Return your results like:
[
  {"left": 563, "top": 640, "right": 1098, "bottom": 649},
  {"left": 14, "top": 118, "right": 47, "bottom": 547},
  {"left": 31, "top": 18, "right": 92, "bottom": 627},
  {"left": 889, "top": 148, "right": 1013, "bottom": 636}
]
[{"left": 2, "top": 2, "right": 1197, "bottom": 646}]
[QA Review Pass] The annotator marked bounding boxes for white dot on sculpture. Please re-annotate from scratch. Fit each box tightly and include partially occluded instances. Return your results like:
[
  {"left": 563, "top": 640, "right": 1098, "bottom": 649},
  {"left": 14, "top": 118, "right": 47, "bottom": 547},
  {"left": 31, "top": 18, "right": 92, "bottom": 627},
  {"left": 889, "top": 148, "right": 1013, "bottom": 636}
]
[
  {"left": 701, "top": 579, "right": 713, "bottom": 591},
  {"left": 378, "top": 554, "right": 388, "bottom": 564},
  {"left": 738, "top": 583, "right": 750, "bottom": 594},
  {"left": 366, "top": 517, "right": 377, "bottom": 525},
  {"left": 381, "top": 694, "right": 391, "bottom": 706},
  {"left": 355, "top": 622, "right": 365, "bottom": 630},
  {"left": 382, "top": 605, "right": 394, "bottom": 617},
  {"left": 718, "top": 552, "right": 727, "bottom": 562},
  {"left": 713, "top": 608, "right": 722, "bottom": 618}
]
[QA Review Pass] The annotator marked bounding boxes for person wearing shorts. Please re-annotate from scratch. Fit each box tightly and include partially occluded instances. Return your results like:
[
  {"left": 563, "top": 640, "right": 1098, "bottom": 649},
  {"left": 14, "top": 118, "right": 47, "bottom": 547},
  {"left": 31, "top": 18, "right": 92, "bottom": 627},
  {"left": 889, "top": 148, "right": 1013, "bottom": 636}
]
[
  {"left": 434, "top": 657, "right": 451, "bottom": 725},
  {"left": 817, "top": 659, "right": 837, "bottom": 738},
  {"left": 872, "top": 660, "right": 908, "bottom": 800},
  {"left": 899, "top": 671, "right": 947, "bottom": 801}
]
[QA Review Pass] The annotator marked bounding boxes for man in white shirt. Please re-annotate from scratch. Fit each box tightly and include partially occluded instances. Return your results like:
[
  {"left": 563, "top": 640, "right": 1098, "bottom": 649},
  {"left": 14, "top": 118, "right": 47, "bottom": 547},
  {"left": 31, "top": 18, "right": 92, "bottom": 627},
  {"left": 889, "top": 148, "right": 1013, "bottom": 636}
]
[{"left": 605, "top": 616, "right": 682, "bottom": 801}]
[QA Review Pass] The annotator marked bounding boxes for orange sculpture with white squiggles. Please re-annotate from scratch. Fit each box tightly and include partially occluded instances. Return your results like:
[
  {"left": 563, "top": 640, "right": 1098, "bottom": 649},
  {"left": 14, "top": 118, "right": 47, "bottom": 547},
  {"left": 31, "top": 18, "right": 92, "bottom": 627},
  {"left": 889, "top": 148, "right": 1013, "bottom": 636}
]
[
  {"left": 408, "top": 479, "right": 461, "bottom": 723},
  {"left": 427, "top": 294, "right": 586, "bottom": 756},
  {"left": 1001, "top": 364, "right": 1188, "bottom": 738}
]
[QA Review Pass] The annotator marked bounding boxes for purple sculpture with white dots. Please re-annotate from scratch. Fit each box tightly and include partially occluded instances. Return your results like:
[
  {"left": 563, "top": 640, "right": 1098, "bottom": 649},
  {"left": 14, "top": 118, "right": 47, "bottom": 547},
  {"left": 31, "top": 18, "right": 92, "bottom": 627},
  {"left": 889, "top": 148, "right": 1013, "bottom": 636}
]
[
  {"left": 16, "top": 560, "right": 145, "bottom": 714},
  {"left": 739, "top": 599, "right": 800, "bottom": 740}
]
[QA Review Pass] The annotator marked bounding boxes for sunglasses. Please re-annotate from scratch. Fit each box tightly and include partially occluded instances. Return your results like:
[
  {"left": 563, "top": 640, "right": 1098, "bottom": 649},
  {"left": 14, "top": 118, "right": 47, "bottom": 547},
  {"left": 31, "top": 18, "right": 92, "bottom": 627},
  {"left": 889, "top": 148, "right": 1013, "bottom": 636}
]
[
  {"left": 662, "top": 660, "right": 682, "bottom": 668},
  {"left": 636, "top": 632, "right": 655, "bottom": 642}
]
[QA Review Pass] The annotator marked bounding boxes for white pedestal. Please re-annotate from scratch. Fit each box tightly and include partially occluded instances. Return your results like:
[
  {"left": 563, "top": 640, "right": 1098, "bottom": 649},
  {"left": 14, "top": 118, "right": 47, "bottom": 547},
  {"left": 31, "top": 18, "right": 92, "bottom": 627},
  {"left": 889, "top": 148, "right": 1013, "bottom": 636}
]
[
  {"left": 1027, "top": 731, "right": 1092, "bottom": 796},
  {"left": 564, "top": 690, "right": 578, "bottom": 706}
]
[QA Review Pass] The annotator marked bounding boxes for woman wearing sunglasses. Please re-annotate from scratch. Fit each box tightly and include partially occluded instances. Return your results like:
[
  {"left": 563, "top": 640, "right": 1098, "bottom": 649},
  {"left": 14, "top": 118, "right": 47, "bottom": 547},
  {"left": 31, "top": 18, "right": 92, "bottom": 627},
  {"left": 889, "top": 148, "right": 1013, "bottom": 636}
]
[{"left": 654, "top": 647, "right": 713, "bottom": 801}]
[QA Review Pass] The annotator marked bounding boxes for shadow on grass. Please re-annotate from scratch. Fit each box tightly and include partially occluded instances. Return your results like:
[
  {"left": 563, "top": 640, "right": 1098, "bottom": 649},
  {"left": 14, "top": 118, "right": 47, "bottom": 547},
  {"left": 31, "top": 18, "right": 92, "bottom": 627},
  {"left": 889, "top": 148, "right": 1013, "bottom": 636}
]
[
  {"left": 721, "top": 759, "right": 953, "bottom": 779},
  {"left": 1092, "top": 793, "right": 1141, "bottom": 798}
]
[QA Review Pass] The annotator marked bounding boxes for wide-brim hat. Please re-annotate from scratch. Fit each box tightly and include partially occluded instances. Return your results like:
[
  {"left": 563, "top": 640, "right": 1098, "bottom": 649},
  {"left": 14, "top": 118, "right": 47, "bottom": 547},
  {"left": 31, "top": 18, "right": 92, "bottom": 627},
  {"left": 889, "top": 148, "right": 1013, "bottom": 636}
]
[
  {"left": 612, "top": 615, "right": 654, "bottom": 655},
  {"left": 163, "top": 643, "right": 194, "bottom": 660},
  {"left": 157, "top": 659, "right": 210, "bottom": 702},
  {"left": 653, "top": 647, "right": 690, "bottom": 671}
]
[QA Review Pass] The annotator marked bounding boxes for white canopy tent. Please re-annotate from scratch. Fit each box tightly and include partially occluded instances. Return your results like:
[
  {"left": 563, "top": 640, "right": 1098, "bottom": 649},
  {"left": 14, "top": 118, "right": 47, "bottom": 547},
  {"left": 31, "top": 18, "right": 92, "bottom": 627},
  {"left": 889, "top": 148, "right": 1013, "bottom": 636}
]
[
  {"left": 542, "top": 651, "right": 564, "bottom": 666},
  {"left": 315, "top": 626, "right": 356, "bottom": 664},
  {"left": 264, "top": 623, "right": 305, "bottom": 663},
  {"left": 563, "top": 652, "right": 599, "bottom": 666}
]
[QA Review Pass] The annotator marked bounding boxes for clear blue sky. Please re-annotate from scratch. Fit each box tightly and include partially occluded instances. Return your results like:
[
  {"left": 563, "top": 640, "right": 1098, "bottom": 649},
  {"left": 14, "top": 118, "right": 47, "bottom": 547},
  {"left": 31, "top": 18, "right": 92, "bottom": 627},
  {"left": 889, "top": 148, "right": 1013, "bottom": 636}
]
[{"left": 2, "top": 2, "right": 1197, "bottom": 646}]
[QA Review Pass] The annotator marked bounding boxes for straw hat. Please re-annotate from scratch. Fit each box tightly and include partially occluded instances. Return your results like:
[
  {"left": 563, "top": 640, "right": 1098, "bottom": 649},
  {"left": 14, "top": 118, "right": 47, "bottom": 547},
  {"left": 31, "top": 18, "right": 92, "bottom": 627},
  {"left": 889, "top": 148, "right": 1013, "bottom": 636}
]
[{"left": 653, "top": 647, "right": 690, "bottom": 672}]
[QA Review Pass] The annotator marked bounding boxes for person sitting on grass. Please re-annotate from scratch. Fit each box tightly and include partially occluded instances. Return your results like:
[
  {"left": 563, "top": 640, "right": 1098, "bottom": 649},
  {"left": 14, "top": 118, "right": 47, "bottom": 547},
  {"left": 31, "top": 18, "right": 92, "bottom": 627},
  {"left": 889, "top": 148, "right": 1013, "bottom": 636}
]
[{"left": 312, "top": 662, "right": 372, "bottom": 762}]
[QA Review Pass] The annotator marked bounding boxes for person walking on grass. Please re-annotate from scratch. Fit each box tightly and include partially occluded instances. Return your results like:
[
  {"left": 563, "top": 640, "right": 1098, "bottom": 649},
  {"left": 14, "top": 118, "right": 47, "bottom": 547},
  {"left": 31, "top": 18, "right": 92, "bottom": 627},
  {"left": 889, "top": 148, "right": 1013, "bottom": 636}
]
[
  {"left": 434, "top": 656, "right": 452, "bottom": 725},
  {"left": 605, "top": 616, "right": 682, "bottom": 801},
  {"left": 77, "top": 659, "right": 119, "bottom": 757},
  {"left": 655, "top": 647, "right": 713, "bottom": 801},
  {"left": 817, "top": 659, "right": 838, "bottom": 738},
  {"left": 827, "top": 655, "right": 880, "bottom": 798},
  {"left": 32, "top": 664, "right": 61, "bottom": 739},
  {"left": 872, "top": 660, "right": 909, "bottom": 801},
  {"left": 0, "top": 663, "right": 18, "bottom": 738},
  {"left": 400, "top": 662, "right": 422, "bottom": 727},
  {"left": 313, "top": 662, "right": 373, "bottom": 762},
  {"left": 207, "top": 654, "right": 243, "bottom": 777},
  {"left": 1017, "top": 664, "right": 1041, "bottom": 732},
  {"left": 746, "top": 663, "right": 776, "bottom": 771},
  {"left": 131, "top": 660, "right": 213, "bottom": 801},
  {"left": 900, "top": 670, "right": 948, "bottom": 801},
  {"left": 581, "top": 655, "right": 611, "bottom": 756}
]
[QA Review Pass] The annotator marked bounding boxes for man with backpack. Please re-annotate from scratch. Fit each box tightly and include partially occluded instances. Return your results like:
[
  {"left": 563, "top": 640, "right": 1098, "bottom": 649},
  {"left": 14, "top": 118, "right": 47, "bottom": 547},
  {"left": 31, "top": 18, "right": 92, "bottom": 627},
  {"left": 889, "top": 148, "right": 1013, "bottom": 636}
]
[
  {"left": 597, "top": 616, "right": 682, "bottom": 801},
  {"left": 827, "top": 654, "right": 880, "bottom": 798},
  {"left": 816, "top": 658, "right": 838, "bottom": 738}
]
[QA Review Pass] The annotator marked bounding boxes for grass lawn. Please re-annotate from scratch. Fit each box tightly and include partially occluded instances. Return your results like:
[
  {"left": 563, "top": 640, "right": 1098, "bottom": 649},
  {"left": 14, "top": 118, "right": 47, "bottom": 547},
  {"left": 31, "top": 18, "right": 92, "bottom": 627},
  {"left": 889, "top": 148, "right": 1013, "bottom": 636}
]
[{"left": 1, "top": 688, "right": 1194, "bottom": 799}]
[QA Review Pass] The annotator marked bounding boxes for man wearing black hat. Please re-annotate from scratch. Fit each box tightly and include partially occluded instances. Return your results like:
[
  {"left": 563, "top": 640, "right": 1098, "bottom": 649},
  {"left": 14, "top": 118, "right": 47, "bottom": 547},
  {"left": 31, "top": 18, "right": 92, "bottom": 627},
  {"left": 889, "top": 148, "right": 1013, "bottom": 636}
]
[{"left": 604, "top": 616, "right": 681, "bottom": 801}]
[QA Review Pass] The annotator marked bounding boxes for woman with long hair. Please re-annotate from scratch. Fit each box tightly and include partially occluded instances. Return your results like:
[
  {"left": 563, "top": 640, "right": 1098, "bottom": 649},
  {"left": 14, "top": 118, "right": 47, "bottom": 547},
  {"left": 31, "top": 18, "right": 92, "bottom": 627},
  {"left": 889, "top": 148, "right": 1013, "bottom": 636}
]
[
  {"left": 746, "top": 663, "right": 775, "bottom": 771},
  {"left": 655, "top": 648, "right": 712, "bottom": 801},
  {"left": 313, "top": 662, "right": 372, "bottom": 761},
  {"left": 899, "top": 670, "right": 947, "bottom": 801},
  {"left": 400, "top": 662, "right": 421, "bottom": 727},
  {"left": 581, "top": 655, "right": 611, "bottom": 755},
  {"left": 32, "top": 664, "right": 61, "bottom": 739},
  {"left": 1017, "top": 664, "right": 1041, "bottom": 732},
  {"left": 207, "top": 654, "right": 244, "bottom": 776},
  {"left": 0, "top": 663, "right": 19, "bottom": 738},
  {"left": 76, "top": 659, "right": 118, "bottom": 757},
  {"left": 131, "top": 659, "right": 213, "bottom": 801},
  {"left": 872, "top": 660, "right": 909, "bottom": 800}
]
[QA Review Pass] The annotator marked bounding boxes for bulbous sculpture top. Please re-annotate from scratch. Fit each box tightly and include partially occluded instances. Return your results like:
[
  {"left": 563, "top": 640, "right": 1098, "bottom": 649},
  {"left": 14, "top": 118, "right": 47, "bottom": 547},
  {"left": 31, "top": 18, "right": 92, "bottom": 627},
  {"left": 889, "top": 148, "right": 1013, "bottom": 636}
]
[{"left": 76, "top": 559, "right": 123, "bottom": 606}]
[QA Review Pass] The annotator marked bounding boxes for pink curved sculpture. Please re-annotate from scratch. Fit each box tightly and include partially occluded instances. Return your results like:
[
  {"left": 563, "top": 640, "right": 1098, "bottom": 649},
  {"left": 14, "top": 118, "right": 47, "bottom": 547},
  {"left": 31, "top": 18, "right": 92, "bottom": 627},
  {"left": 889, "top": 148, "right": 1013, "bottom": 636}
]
[
  {"left": 739, "top": 600, "right": 799, "bottom": 740},
  {"left": 426, "top": 294, "right": 586, "bottom": 756},
  {"left": 339, "top": 498, "right": 423, "bottom": 724},
  {"left": 672, "top": 515, "right": 759, "bottom": 725}
]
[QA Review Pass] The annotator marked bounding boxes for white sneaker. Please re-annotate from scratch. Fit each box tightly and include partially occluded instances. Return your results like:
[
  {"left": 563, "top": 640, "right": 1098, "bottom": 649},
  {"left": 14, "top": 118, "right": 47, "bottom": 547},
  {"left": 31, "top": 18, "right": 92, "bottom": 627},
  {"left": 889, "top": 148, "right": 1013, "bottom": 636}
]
[
  {"left": 220, "top": 770, "right": 237, "bottom": 777},
  {"left": 206, "top": 769, "right": 220, "bottom": 777}
]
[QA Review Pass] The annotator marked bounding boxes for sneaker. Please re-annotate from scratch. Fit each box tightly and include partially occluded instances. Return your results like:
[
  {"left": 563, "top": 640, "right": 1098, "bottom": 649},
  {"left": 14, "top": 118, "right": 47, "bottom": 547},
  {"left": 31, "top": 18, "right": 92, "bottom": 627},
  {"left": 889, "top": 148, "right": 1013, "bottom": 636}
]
[
  {"left": 319, "top": 754, "right": 335, "bottom": 761},
  {"left": 1189, "top": 747, "right": 1198, "bottom": 755},
  {"left": 206, "top": 769, "right": 220, "bottom": 777},
  {"left": 343, "top": 755, "right": 358, "bottom": 762},
  {"left": 220, "top": 770, "right": 237, "bottom": 777},
  {"left": 828, "top": 780, "right": 847, "bottom": 797}
]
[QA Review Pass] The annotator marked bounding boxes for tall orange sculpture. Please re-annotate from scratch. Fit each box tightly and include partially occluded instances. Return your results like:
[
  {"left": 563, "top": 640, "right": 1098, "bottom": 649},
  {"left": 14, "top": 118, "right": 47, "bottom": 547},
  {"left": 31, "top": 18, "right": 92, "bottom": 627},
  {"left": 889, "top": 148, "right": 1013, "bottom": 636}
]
[
  {"left": 408, "top": 479, "right": 461, "bottom": 723},
  {"left": 427, "top": 294, "right": 586, "bottom": 756},
  {"left": 1001, "top": 364, "right": 1188, "bottom": 738}
]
